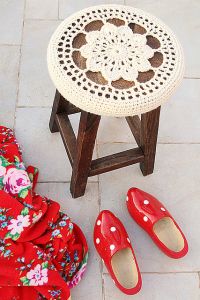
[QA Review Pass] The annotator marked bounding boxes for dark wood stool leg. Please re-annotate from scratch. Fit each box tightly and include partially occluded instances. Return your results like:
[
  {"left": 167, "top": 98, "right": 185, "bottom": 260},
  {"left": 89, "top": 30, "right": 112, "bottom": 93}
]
[
  {"left": 49, "top": 90, "right": 68, "bottom": 133},
  {"left": 140, "top": 106, "right": 161, "bottom": 176},
  {"left": 70, "top": 112, "right": 101, "bottom": 198}
]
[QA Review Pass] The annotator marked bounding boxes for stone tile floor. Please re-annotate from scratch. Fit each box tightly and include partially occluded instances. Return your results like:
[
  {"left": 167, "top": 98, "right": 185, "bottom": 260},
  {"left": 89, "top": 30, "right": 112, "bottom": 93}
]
[{"left": 0, "top": 0, "right": 200, "bottom": 299}]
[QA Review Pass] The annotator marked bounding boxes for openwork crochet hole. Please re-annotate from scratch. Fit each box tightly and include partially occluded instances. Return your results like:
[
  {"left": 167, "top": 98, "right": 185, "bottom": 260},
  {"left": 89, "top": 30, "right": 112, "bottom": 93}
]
[
  {"left": 86, "top": 71, "right": 108, "bottom": 85},
  {"left": 137, "top": 70, "right": 155, "bottom": 83},
  {"left": 72, "top": 33, "right": 86, "bottom": 49},
  {"left": 149, "top": 52, "right": 163, "bottom": 67},
  {"left": 146, "top": 35, "right": 161, "bottom": 49},
  {"left": 111, "top": 78, "right": 135, "bottom": 89},
  {"left": 107, "top": 18, "right": 125, "bottom": 27},
  {"left": 85, "top": 20, "right": 104, "bottom": 32},
  {"left": 72, "top": 51, "right": 86, "bottom": 69},
  {"left": 128, "top": 23, "right": 147, "bottom": 34}
]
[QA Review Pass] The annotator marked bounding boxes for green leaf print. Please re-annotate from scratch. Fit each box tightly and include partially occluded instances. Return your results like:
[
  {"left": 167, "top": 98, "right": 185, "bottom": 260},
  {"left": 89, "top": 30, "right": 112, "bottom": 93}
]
[
  {"left": 5, "top": 232, "right": 20, "bottom": 241},
  {"left": 0, "top": 177, "right": 3, "bottom": 190},
  {"left": 5, "top": 232, "right": 13, "bottom": 240},
  {"left": 34, "top": 168, "right": 38, "bottom": 175},
  {"left": 82, "top": 252, "right": 88, "bottom": 265},
  {"left": 21, "top": 207, "right": 29, "bottom": 216},
  {"left": 79, "top": 252, "right": 88, "bottom": 269},
  {"left": 0, "top": 156, "right": 10, "bottom": 167},
  {"left": 14, "top": 155, "right": 20, "bottom": 163},
  {"left": 20, "top": 276, "right": 30, "bottom": 286},
  {"left": 12, "top": 233, "right": 20, "bottom": 241},
  {"left": 18, "top": 189, "right": 28, "bottom": 199},
  {"left": 28, "top": 173, "right": 34, "bottom": 182},
  {"left": 41, "top": 261, "right": 48, "bottom": 269}
]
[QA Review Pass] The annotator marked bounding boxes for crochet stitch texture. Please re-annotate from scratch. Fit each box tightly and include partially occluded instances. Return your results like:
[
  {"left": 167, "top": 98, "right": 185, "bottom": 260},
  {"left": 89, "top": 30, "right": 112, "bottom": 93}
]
[{"left": 47, "top": 5, "right": 184, "bottom": 117}]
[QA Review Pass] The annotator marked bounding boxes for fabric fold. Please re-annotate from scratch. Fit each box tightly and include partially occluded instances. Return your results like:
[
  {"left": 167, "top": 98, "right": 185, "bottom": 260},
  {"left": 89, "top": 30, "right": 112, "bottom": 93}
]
[{"left": 0, "top": 126, "right": 88, "bottom": 300}]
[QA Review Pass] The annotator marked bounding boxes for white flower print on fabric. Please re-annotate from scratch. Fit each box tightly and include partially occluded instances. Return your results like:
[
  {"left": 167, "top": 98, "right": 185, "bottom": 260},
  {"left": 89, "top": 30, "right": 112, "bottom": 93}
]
[
  {"left": 0, "top": 159, "right": 6, "bottom": 177},
  {"left": 32, "top": 212, "right": 43, "bottom": 224},
  {"left": 3, "top": 168, "right": 31, "bottom": 195},
  {"left": 7, "top": 215, "right": 30, "bottom": 235},
  {"left": 80, "top": 23, "right": 154, "bottom": 82},
  {"left": 26, "top": 264, "right": 48, "bottom": 286},
  {"left": 0, "top": 166, "right": 6, "bottom": 177}
]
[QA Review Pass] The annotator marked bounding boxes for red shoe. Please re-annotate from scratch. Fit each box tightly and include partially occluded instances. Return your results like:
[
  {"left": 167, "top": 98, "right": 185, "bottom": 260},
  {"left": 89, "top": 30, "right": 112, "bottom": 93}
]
[
  {"left": 127, "top": 188, "right": 188, "bottom": 259},
  {"left": 94, "top": 210, "right": 142, "bottom": 295}
]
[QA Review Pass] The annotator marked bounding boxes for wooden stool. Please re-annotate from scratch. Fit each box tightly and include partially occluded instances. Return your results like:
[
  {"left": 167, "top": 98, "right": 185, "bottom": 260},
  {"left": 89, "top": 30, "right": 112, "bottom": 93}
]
[
  {"left": 47, "top": 5, "right": 184, "bottom": 198},
  {"left": 49, "top": 90, "right": 160, "bottom": 198}
]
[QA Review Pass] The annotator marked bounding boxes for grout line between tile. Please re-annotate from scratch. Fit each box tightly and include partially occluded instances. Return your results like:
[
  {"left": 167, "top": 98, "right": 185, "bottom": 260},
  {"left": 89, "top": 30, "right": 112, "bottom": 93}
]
[
  {"left": 158, "top": 142, "right": 200, "bottom": 145},
  {"left": 198, "top": 272, "right": 200, "bottom": 288},
  {"left": 96, "top": 144, "right": 105, "bottom": 300},
  {"left": 102, "top": 272, "right": 106, "bottom": 300},
  {"left": 24, "top": 18, "right": 61, "bottom": 21},
  {"left": 0, "top": 44, "right": 21, "bottom": 47},
  {"left": 96, "top": 143, "right": 105, "bottom": 300},
  {"left": 57, "top": 0, "right": 60, "bottom": 20},
  {"left": 37, "top": 181, "right": 98, "bottom": 184},
  {"left": 17, "top": 106, "right": 52, "bottom": 108},
  {"left": 184, "top": 76, "right": 200, "bottom": 80},
  {"left": 96, "top": 144, "right": 101, "bottom": 209},
  {"left": 14, "top": 0, "right": 26, "bottom": 131},
  {"left": 96, "top": 141, "right": 200, "bottom": 145},
  {"left": 142, "top": 271, "right": 200, "bottom": 274}
]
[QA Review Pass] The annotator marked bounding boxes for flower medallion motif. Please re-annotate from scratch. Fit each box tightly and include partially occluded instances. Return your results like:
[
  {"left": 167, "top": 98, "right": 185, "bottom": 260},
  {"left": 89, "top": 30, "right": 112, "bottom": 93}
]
[{"left": 80, "top": 23, "right": 154, "bottom": 82}]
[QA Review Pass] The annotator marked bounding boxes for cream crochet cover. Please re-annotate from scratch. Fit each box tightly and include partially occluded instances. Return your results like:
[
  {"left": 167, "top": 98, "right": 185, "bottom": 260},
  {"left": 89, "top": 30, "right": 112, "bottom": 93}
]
[{"left": 47, "top": 5, "right": 184, "bottom": 117}]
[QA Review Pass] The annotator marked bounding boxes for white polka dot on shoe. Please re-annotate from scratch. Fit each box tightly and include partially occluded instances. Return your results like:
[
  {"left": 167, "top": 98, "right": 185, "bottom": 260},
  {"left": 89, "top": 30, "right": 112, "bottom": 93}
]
[
  {"left": 96, "top": 238, "right": 100, "bottom": 244},
  {"left": 143, "top": 216, "right": 148, "bottom": 222},
  {"left": 110, "top": 227, "right": 116, "bottom": 232},
  {"left": 110, "top": 244, "right": 115, "bottom": 251},
  {"left": 97, "top": 220, "right": 101, "bottom": 226}
]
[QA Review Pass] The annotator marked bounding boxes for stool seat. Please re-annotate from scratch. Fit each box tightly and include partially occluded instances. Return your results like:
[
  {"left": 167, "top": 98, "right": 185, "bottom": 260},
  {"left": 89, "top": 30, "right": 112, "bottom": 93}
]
[{"left": 47, "top": 5, "right": 184, "bottom": 117}]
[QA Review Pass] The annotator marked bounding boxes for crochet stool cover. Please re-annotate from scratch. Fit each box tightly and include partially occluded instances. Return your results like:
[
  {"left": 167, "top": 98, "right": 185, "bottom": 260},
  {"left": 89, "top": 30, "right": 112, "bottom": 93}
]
[{"left": 47, "top": 4, "right": 184, "bottom": 117}]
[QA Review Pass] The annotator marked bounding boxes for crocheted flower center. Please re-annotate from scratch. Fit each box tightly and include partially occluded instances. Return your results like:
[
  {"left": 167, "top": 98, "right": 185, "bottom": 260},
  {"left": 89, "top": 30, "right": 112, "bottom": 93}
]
[
  {"left": 73, "top": 20, "right": 163, "bottom": 88},
  {"left": 110, "top": 45, "right": 124, "bottom": 56}
]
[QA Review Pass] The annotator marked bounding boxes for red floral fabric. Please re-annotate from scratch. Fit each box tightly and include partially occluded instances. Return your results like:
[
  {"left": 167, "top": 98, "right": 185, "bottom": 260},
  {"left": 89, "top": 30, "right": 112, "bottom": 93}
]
[{"left": 0, "top": 126, "right": 88, "bottom": 300}]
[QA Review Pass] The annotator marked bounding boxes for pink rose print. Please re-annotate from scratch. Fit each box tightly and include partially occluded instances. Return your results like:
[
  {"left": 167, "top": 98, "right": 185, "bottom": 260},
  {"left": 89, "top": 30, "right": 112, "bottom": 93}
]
[
  {"left": 27, "top": 264, "right": 48, "bottom": 286},
  {"left": 3, "top": 168, "right": 31, "bottom": 195},
  {"left": 7, "top": 215, "right": 30, "bottom": 235}
]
